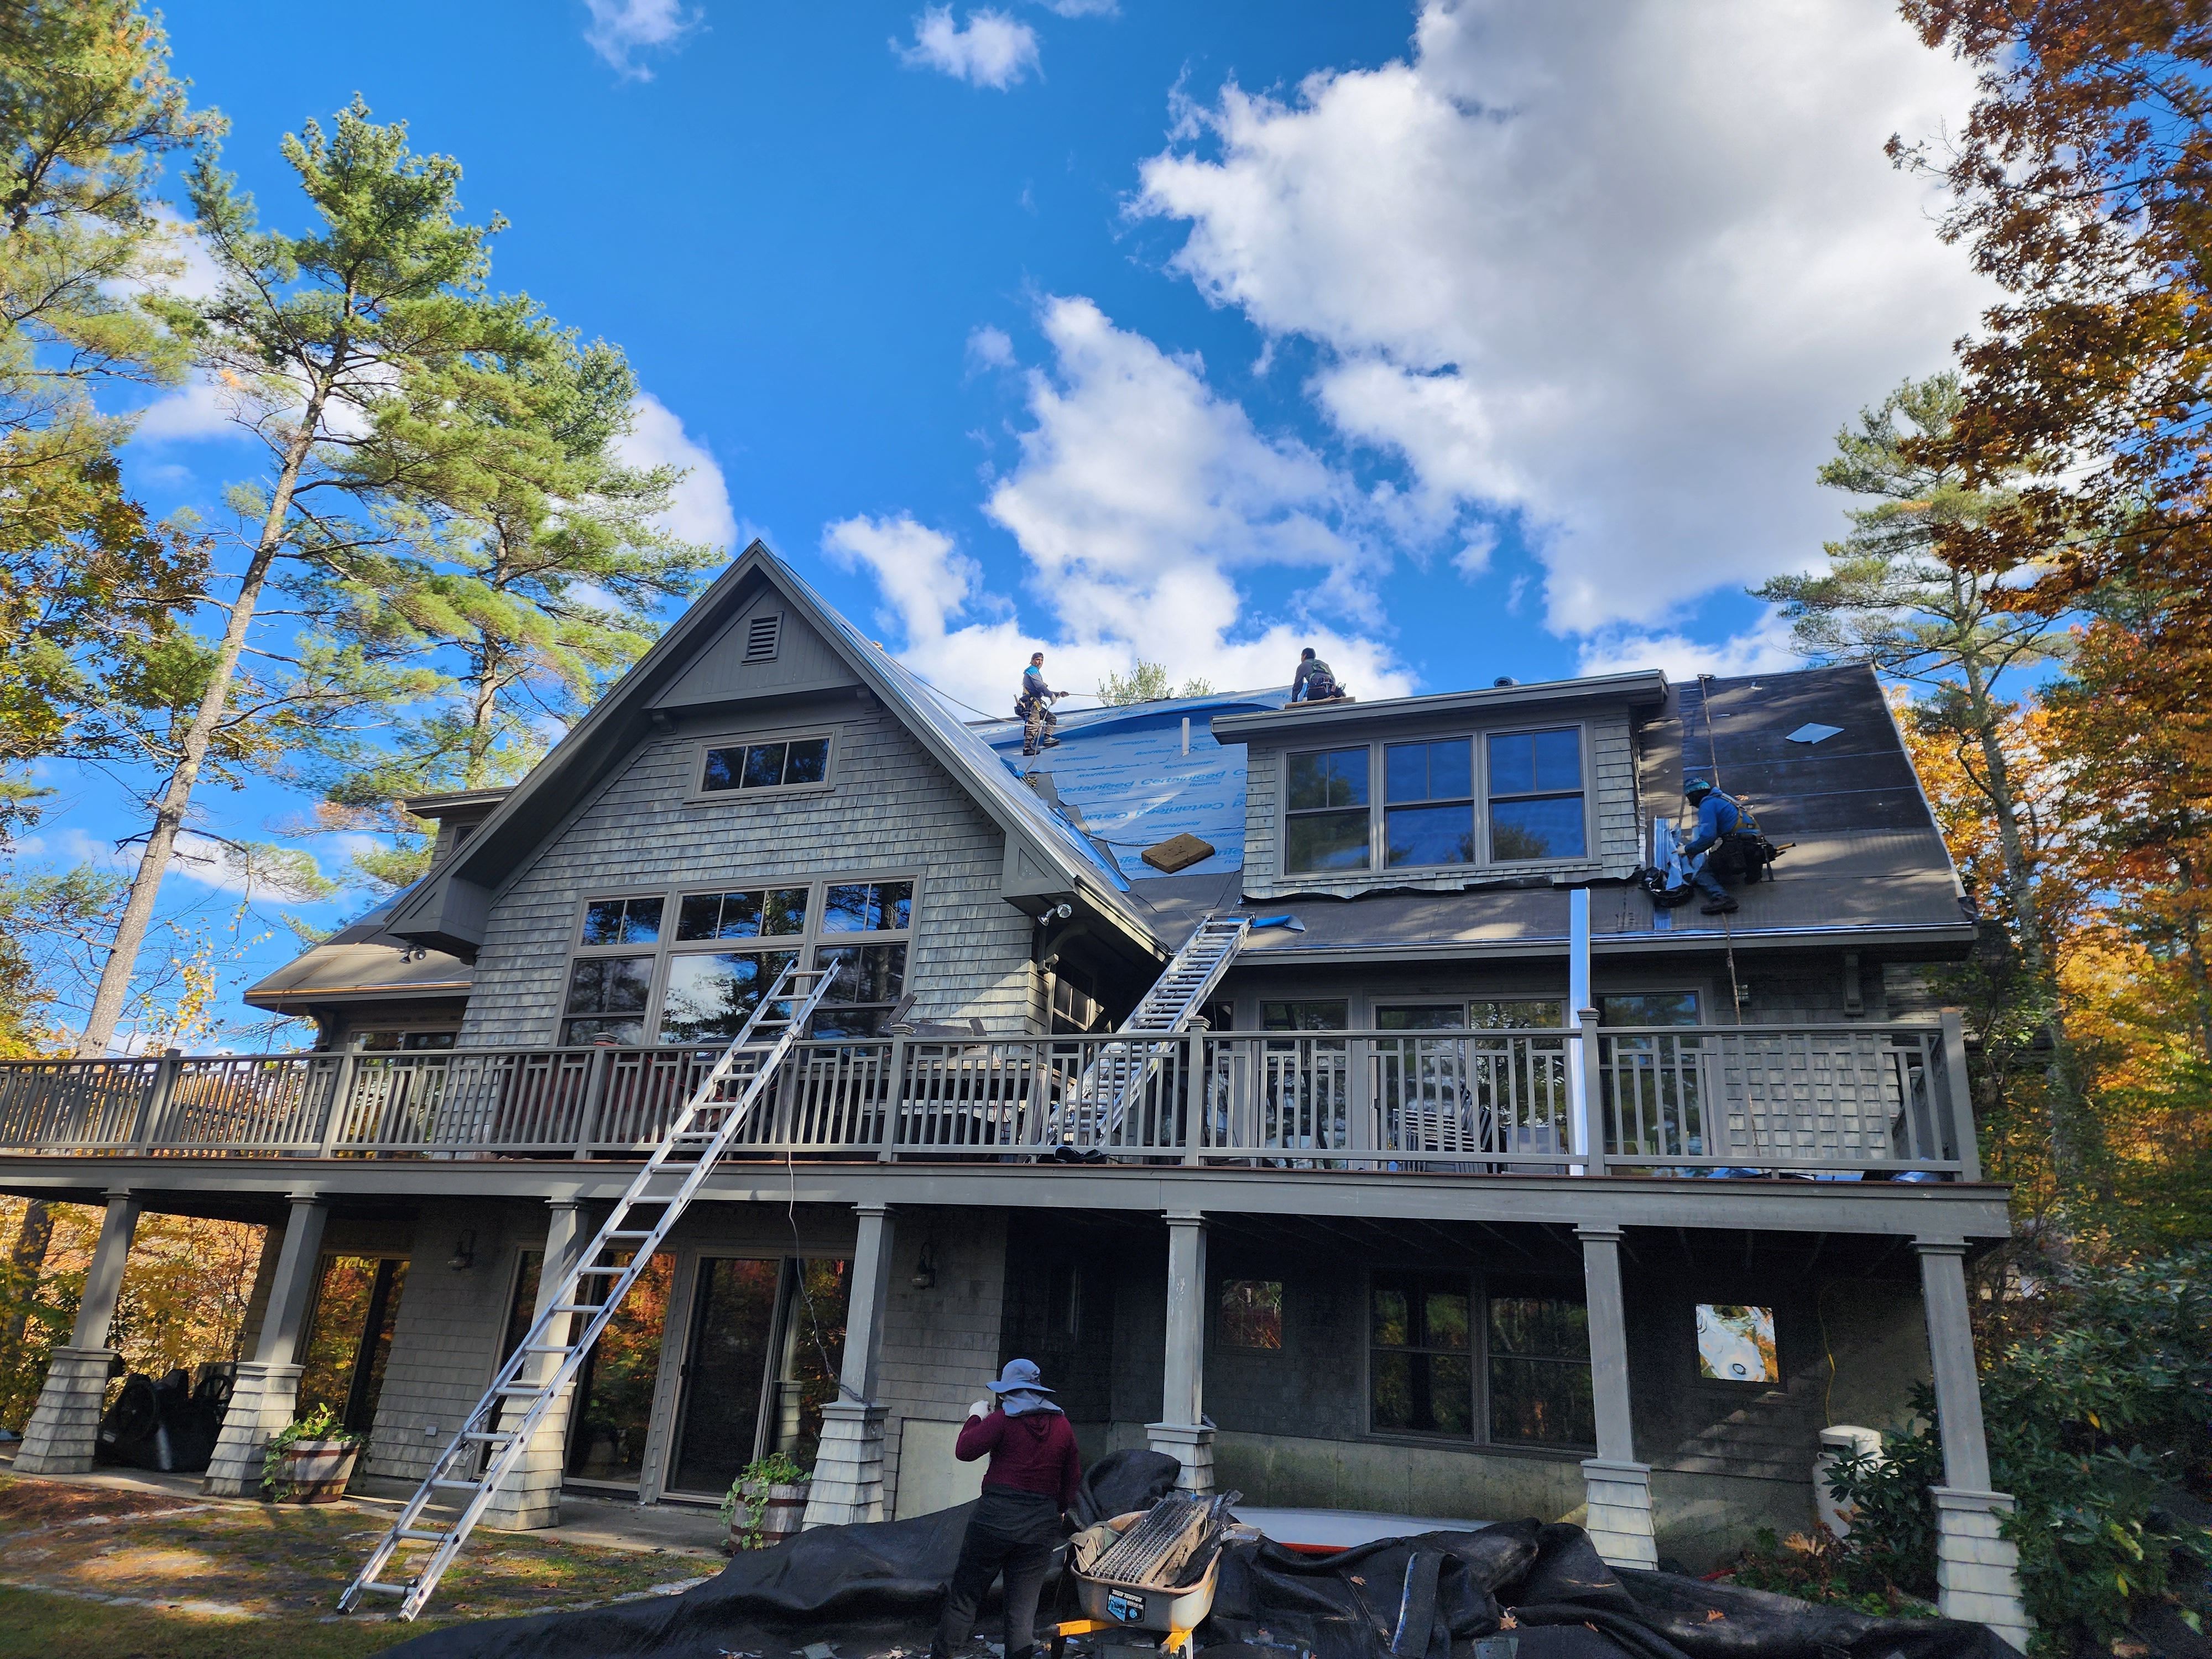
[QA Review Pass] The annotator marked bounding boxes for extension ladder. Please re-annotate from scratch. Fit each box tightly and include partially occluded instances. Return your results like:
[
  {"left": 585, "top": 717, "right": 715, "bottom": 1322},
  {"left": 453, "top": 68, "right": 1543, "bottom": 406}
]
[
  {"left": 338, "top": 959, "right": 843, "bottom": 1621},
  {"left": 1061, "top": 915, "right": 1250, "bottom": 1141}
]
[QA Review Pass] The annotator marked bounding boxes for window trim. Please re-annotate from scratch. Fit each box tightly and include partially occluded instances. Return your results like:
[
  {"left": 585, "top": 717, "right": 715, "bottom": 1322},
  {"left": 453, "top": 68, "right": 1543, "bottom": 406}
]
[
  {"left": 556, "top": 872, "right": 922, "bottom": 1047},
  {"left": 1363, "top": 1265, "right": 1595, "bottom": 1453},
  {"left": 685, "top": 724, "right": 841, "bottom": 805},
  {"left": 1279, "top": 719, "right": 1597, "bottom": 878}
]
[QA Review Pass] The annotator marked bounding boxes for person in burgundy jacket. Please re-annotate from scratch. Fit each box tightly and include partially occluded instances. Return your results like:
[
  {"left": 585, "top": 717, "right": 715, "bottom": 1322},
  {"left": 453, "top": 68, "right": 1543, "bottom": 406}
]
[{"left": 930, "top": 1358, "right": 1082, "bottom": 1659}]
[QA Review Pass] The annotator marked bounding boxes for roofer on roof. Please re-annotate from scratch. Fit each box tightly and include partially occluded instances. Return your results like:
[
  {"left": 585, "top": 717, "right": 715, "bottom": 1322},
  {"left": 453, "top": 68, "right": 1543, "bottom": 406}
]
[
  {"left": 1682, "top": 778, "right": 1743, "bottom": 915},
  {"left": 1018, "top": 652, "right": 1062, "bottom": 757},
  {"left": 1291, "top": 647, "right": 1341, "bottom": 702}
]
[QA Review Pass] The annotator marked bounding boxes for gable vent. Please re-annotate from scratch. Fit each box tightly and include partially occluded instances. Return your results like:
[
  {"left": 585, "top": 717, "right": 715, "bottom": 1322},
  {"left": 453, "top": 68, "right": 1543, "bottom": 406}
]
[{"left": 744, "top": 612, "right": 782, "bottom": 662}]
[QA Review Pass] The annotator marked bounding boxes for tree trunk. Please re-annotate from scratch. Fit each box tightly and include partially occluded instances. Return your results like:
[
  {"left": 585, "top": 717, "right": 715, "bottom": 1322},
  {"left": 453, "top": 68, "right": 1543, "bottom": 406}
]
[
  {"left": 1958, "top": 656, "right": 2090, "bottom": 1191},
  {"left": 75, "top": 412, "right": 325, "bottom": 1057},
  {"left": 0, "top": 1197, "right": 56, "bottom": 1386}
]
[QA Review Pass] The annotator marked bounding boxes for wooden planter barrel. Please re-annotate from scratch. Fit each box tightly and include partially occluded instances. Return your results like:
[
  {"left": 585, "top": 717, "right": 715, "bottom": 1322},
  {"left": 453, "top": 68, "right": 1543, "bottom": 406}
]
[
  {"left": 729, "top": 1480, "right": 808, "bottom": 1550},
  {"left": 274, "top": 1438, "right": 360, "bottom": 1503}
]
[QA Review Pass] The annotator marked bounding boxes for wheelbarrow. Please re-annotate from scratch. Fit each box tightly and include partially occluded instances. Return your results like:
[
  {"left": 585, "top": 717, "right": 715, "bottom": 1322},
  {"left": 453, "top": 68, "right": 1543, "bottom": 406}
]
[{"left": 1047, "top": 1510, "right": 1224, "bottom": 1658}]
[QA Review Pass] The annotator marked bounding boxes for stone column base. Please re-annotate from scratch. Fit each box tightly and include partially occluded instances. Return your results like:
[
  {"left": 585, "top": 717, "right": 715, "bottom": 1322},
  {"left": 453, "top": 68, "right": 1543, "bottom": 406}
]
[
  {"left": 12, "top": 1347, "right": 120, "bottom": 1475},
  {"left": 202, "top": 1360, "right": 305, "bottom": 1498},
  {"left": 480, "top": 1387, "right": 577, "bottom": 1532},
  {"left": 1934, "top": 1488, "right": 2033, "bottom": 1651},
  {"left": 803, "top": 1400, "right": 890, "bottom": 1528},
  {"left": 1580, "top": 1458, "right": 1658, "bottom": 1569},
  {"left": 1146, "top": 1422, "right": 1215, "bottom": 1494}
]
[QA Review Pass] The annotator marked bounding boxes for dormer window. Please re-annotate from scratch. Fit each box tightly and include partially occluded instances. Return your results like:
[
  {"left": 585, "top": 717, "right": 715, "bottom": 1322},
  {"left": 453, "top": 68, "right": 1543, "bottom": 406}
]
[
  {"left": 1285, "top": 725, "right": 1590, "bottom": 874},
  {"left": 1486, "top": 729, "right": 1585, "bottom": 859}
]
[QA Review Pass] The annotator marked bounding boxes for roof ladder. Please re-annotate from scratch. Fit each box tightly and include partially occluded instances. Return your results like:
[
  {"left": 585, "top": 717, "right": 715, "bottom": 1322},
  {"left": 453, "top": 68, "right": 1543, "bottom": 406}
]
[
  {"left": 337, "top": 958, "right": 844, "bottom": 1623},
  {"left": 1062, "top": 914, "right": 1250, "bottom": 1141}
]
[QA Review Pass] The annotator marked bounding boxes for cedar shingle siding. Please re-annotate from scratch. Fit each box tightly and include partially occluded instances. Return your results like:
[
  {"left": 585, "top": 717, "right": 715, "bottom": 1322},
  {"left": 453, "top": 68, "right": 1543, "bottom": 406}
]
[{"left": 458, "top": 701, "right": 1041, "bottom": 1046}]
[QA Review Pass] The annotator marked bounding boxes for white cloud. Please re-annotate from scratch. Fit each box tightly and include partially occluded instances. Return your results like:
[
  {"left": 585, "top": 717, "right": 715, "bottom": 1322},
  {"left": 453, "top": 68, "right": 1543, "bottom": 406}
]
[
  {"left": 583, "top": 0, "right": 700, "bottom": 80},
  {"left": 132, "top": 376, "right": 236, "bottom": 442},
  {"left": 1575, "top": 609, "right": 1800, "bottom": 681},
  {"left": 824, "top": 296, "right": 1416, "bottom": 713},
  {"left": 1034, "top": 0, "right": 1117, "bottom": 14},
  {"left": 967, "top": 324, "right": 1016, "bottom": 370},
  {"left": 1132, "top": 0, "right": 1990, "bottom": 635},
  {"left": 897, "top": 7, "right": 1041, "bottom": 89},
  {"left": 617, "top": 393, "right": 737, "bottom": 549}
]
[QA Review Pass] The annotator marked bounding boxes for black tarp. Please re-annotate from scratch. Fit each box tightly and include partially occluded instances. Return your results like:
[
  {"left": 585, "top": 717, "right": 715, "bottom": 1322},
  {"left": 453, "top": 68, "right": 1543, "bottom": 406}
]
[{"left": 385, "top": 1456, "right": 2007, "bottom": 1659}]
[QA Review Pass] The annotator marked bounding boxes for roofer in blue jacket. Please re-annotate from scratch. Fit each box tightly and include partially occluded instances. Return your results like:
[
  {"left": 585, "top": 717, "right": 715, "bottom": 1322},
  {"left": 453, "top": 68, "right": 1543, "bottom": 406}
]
[{"left": 1682, "top": 778, "right": 1743, "bottom": 915}]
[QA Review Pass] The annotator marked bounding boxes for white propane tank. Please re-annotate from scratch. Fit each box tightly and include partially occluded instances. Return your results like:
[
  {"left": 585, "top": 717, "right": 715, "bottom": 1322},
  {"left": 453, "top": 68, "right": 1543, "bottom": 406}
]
[{"left": 1815, "top": 1425, "right": 1885, "bottom": 1537}]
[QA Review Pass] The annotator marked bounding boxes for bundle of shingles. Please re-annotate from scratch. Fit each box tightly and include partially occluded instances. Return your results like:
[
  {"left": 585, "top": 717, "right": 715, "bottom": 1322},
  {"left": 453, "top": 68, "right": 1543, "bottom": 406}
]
[{"left": 1083, "top": 1491, "right": 1238, "bottom": 1589}]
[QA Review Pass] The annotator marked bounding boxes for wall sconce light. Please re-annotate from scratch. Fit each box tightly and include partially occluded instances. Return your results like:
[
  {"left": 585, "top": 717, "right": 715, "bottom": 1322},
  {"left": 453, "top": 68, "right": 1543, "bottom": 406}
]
[
  {"left": 911, "top": 1239, "right": 937, "bottom": 1290},
  {"left": 448, "top": 1230, "right": 476, "bottom": 1271}
]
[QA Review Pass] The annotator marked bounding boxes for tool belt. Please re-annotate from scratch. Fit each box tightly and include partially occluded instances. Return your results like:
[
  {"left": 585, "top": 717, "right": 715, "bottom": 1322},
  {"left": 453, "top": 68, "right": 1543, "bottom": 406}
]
[{"left": 1710, "top": 827, "right": 1780, "bottom": 885}]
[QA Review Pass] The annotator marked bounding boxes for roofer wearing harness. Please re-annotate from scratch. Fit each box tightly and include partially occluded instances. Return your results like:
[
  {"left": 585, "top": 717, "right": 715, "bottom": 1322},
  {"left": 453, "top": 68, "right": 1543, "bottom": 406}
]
[
  {"left": 1018, "top": 653, "right": 1062, "bottom": 757},
  {"left": 1682, "top": 778, "right": 1744, "bottom": 915},
  {"left": 1291, "top": 646, "right": 1340, "bottom": 702},
  {"left": 932, "top": 1359, "right": 1082, "bottom": 1659}
]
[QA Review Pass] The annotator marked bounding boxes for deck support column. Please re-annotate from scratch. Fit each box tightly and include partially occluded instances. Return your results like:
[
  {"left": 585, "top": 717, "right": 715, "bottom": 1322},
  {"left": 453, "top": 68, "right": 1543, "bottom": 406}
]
[
  {"left": 484, "top": 1199, "right": 587, "bottom": 1530},
  {"left": 1147, "top": 1211, "right": 1213, "bottom": 1493},
  {"left": 205, "top": 1193, "right": 328, "bottom": 1496},
  {"left": 804, "top": 1203, "right": 895, "bottom": 1527},
  {"left": 1917, "top": 1238, "right": 2031, "bottom": 1650},
  {"left": 1577, "top": 1225, "right": 1656, "bottom": 1567},
  {"left": 14, "top": 1190, "right": 141, "bottom": 1474}
]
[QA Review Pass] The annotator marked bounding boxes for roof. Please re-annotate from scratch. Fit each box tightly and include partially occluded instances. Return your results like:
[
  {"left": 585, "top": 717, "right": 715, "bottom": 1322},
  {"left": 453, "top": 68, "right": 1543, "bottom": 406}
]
[
  {"left": 972, "top": 688, "right": 1292, "bottom": 884},
  {"left": 1194, "top": 660, "right": 1973, "bottom": 961},
  {"left": 244, "top": 895, "right": 472, "bottom": 1009},
  {"left": 380, "top": 542, "right": 1167, "bottom": 962}
]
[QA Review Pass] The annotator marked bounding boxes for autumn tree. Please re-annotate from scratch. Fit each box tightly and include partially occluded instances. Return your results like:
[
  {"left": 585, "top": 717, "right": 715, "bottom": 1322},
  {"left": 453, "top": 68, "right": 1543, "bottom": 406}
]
[
  {"left": 0, "top": 0, "right": 215, "bottom": 837},
  {"left": 1893, "top": 3, "right": 2212, "bottom": 698},
  {"left": 1756, "top": 373, "right": 2094, "bottom": 1183}
]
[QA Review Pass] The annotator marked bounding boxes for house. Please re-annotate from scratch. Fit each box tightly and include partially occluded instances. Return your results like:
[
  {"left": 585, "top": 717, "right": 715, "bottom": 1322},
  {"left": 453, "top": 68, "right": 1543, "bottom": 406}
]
[{"left": 0, "top": 543, "right": 2030, "bottom": 1645}]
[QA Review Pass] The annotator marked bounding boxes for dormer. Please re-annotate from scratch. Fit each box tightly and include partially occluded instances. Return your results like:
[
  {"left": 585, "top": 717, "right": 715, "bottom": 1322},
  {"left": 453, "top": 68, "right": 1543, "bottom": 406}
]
[
  {"left": 1210, "top": 671, "right": 1668, "bottom": 900},
  {"left": 398, "top": 787, "right": 511, "bottom": 869}
]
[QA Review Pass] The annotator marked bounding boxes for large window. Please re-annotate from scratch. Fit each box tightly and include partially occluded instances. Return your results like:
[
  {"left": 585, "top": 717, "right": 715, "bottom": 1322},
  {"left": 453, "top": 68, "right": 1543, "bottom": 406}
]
[
  {"left": 1369, "top": 1271, "right": 1593, "bottom": 1448},
  {"left": 1486, "top": 729, "right": 1586, "bottom": 859},
  {"left": 1285, "top": 726, "right": 1589, "bottom": 874},
  {"left": 1285, "top": 747, "right": 1370, "bottom": 873},
  {"left": 560, "top": 877, "right": 916, "bottom": 1045},
  {"left": 1385, "top": 739, "right": 1475, "bottom": 867}
]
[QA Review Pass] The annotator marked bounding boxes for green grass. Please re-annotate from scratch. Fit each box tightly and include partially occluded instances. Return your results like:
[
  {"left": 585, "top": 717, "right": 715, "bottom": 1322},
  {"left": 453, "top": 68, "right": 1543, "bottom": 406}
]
[{"left": 0, "top": 1585, "right": 421, "bottom": 1659}]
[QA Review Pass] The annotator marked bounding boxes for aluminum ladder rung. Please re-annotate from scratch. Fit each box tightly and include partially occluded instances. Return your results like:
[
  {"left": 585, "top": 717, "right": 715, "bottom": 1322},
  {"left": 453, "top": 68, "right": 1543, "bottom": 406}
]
[{"left": 341, "top": 952, "right": 845, "bottom": 1624}]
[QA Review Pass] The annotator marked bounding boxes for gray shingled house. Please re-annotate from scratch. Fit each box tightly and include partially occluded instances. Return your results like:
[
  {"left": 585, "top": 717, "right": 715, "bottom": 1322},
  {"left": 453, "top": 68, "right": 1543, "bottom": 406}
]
[{"left": 0, "top": 542, "right": 2030, "bottom": 1645}]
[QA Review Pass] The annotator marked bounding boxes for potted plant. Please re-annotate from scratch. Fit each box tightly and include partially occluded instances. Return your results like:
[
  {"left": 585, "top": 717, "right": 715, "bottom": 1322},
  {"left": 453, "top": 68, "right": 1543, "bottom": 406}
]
[
  {"left": 718, "top": 1451, "right": 810, "bottom": 1552},
  {"left": 261, "top": 1404, "right": 364, "bottom": 1503}
]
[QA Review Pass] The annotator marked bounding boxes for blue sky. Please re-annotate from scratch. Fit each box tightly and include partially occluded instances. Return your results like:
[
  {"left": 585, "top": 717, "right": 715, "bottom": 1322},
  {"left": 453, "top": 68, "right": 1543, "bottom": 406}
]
[{"left": 27, "top": 0, "right": 1995, "bottom": 1047}]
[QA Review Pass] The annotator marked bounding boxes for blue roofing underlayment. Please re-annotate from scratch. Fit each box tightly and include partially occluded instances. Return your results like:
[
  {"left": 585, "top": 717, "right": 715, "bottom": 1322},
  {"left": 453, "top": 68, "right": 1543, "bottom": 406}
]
[{"left": 972, "top": 690, "right": 1293, "bottom": 883}]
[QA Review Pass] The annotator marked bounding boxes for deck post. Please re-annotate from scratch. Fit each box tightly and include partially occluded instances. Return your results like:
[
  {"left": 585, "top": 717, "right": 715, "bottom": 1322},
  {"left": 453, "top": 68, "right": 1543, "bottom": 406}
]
[
  {"left": 483, "top": 1198, "right": 588, "bottom": 1529},
  {"left": 1938, "top": 1011, "right": 1981, "bottom": 1181},
  {"left": 1917, "top": 1237, "right": 2031, "bottom": 1649},
  {"left": 1576, "top": 1008, "right": 1605, "bottom": 1175},
  {"left": 14, "top": 1190, "right": 142, "bottom": 1474},
  {"left": 803, "top": 1203, "right": 895, "bottom": 1527},
  {"left": 1576, "top": 1224, "right": 1656, "bottom": 1567},
  {"left": 131, "top": 1050, "right": 180, "bottom": 1156},
  {"left": 315, "top": 1047, "right": 357, "bottom": 1159},
  {"left": 878, "top": 1036, "right": 906, "bottom": 1162},
  {"left": 204, "top": 1192, "right": 329, "bottom": 1496},
  {"left": 573, "top": 1045, "right": 612, "bottom": 1160},
  {"left": 1147, "top": 1209, "right": 1213, "bottom": 1493}
]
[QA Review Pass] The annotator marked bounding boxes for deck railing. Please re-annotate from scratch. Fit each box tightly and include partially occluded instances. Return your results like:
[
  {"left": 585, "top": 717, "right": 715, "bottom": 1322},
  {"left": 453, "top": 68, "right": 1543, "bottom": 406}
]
[{"left": 0, "top": 1018, "right": 1978, "bottom": 1179}]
